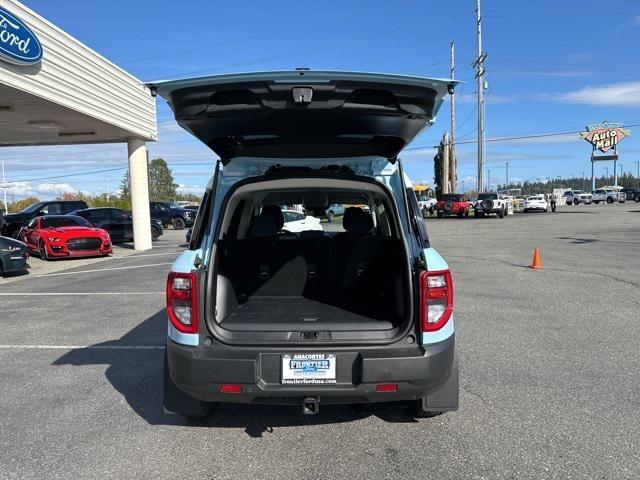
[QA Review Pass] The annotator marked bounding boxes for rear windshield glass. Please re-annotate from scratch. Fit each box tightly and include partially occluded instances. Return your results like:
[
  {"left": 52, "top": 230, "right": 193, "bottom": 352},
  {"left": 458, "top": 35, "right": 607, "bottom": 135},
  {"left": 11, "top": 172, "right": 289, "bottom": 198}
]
[
  {"left": 478, "top": 193, "right": 498, "bottom": 200},
  {"left": 439, "top": 194, "right": 463, "bottom": 201},
  {"left": 40, "top": 216, "right": 91, "bottom": 228}
]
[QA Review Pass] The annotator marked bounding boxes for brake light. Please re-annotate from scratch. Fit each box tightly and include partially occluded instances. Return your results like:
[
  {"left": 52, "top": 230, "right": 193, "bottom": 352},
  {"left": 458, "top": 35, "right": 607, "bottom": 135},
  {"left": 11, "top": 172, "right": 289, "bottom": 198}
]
[
  {"left": 166, "top": 272, "right": 198, "bottom": 334},
  {"left": 420, "top": 270, "right": 453, "bottom": 332}
]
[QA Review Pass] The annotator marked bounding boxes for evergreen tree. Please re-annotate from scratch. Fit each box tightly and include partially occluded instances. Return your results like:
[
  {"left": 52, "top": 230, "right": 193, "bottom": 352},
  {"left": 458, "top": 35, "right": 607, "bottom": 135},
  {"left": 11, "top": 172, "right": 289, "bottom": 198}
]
[{"left": 149, "top": 158, "right": 177, "bottom": 201}]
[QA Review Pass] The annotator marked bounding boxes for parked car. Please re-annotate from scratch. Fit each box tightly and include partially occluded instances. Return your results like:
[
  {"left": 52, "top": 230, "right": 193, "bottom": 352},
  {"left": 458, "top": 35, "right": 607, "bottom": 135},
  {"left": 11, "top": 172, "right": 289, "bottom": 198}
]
[
  {"left": 150, "top": 201, "right": 196, "bottom": 230},
  {"left": 592, "top": 189, "right": 626, "bottom": 204},
  {"left": 523, "top": 195, "right": 548, "bottom": 212},
  {"left": 282, "top": 209, "right": 323, "bottom": 232},
  {"left": 0, "top": 236, "right": 29, "bottom": 275},
  {"left": 71, "top": 208, "right": 164, "bottom": 242},
  {"left": 473, "top": 192, "right": 507, "bottom": 218},
  {"left": 436, "top": 194, "right": 472, "bottom": 218},
  {"left": 620, "top": 188, "right": 640, "bottom": 202},
  {"left": 563, "top": 190, "right": 592, "bottom": 205},
  {"left": 324, "top": 204, "right": 345, "bottom": 223},
  {"left": 19, "top": 215, "right": 112, "bottom": 260},
  {"left": 0, "top": 200, "right": 88, "bottom": 238},
  {"left": 413, "top": 185, "right": 437, "bottom": 216},
  {"left": 152, "top": 70, "right": 458, "bottom": 419}
]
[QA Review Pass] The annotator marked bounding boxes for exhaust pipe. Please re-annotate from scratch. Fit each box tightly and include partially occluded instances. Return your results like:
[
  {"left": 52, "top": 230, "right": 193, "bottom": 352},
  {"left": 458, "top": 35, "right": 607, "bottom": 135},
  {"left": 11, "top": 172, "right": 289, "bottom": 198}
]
[{"left": 302, "top": 396, "right": 320, "bottom": 415}]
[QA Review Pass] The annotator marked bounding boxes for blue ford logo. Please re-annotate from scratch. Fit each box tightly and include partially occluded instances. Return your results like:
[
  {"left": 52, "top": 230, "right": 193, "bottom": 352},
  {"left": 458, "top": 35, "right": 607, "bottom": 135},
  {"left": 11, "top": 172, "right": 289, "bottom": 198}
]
[{"left": 0, "top": 7, "right": 42, "bottom": 66}]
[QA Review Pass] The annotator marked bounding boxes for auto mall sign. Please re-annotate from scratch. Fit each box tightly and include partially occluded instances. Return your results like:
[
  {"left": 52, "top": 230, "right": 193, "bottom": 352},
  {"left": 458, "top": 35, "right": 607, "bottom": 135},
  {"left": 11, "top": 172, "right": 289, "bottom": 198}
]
[
  {"left": 0, "top": 7, "right": 42, "bottom": 66},
  {"left": 580, "top": 122, "right": 630, "bottom": 153}
]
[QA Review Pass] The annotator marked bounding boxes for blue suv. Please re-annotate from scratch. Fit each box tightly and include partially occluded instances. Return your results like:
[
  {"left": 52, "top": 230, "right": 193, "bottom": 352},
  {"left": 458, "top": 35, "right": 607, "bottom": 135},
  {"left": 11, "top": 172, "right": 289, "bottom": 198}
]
[{"left": 150, "top": 71, "right": 458, "bottom": 418}]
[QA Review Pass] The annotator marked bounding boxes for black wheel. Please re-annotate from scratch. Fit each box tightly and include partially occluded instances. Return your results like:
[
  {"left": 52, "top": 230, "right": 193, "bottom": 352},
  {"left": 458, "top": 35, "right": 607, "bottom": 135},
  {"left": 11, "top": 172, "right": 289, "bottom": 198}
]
[
  {"left": 573, "top": 198, "right": 579, "bottom": 205},
  {"left": 437, "top": 211, "right": 443, "bottom": 218},
  {"left": 498, "top": 209, "right": 504, "bottom": 219},
  {"left": 594, "top": 201, "right": 600, "bottom": 204},
  {"left": 151, "top": 226, "right": 160, "bottom": 241},
  {"left": 458, "top": 210, "right": 464, "bottom": 218},
  {"left": 606, "top": 197, "right": 614, "bottom": 204},
  {"left": 635, "top": 197, "right": 640, "bottom": 203},
  {"left": 39, "top": 240, "right": 49, "bottom": 261},
  {"left": 327, "top": 211, "right": 335, "bottom": 223},
  {"left": 172, "top": 217, "right": 186, "bottom": 230}
]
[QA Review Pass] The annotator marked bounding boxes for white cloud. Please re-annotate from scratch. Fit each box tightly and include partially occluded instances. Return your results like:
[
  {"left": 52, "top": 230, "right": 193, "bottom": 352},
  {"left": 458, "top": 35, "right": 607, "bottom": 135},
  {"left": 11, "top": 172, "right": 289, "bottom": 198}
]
[
  {"left": 176, "top": 184, "right": 206, "bottom": 196},
  {"left": 2, "top": 181, "right": 77, "bottom": 199},
  {"left": 556, "top": 81, "right": 640, "bottom": 107}
]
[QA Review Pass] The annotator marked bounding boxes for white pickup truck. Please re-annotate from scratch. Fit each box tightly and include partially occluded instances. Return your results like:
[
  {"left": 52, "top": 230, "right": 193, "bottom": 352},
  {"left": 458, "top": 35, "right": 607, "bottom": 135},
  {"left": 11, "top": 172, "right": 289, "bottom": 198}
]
[{"left": 592, "top": 189, "right": 626, "bottom": 204}]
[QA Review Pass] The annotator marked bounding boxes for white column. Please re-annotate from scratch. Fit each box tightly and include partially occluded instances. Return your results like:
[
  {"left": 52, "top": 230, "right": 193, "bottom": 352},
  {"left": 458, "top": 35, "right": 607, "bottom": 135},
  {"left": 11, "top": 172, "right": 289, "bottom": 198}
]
[{"left": 127, "top": 138, "right": 152, "bottom": 251}]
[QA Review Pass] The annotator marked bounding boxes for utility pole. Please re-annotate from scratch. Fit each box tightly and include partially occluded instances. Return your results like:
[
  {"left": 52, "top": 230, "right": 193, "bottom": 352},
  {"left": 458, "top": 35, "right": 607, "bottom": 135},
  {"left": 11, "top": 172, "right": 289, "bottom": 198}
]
[
  {"left": 635, "top": 161, "right": 639, "bottom": 188},
  {"left": 1, "top": 160, "right": 7, "bottom": 214},
  {"left": 474, "top": 0, "right": 486, "bottom": 193},
  {"left": 487, "top": 169, "right": 491, "bottom": 191},
  {"left": 443, "top": 131, "right": 450, "bottom": 194},
  {"left": 450, "top": 40, "right": 457, "bottom": 193},
  {"left": 580, "top": 171, "right": 585, "bottom": 191}
]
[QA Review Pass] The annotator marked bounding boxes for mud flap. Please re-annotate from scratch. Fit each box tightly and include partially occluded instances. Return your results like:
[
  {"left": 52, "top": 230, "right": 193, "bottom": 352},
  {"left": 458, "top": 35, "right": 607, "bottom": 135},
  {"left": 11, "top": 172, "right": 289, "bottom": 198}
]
[
  {"left": 163, "top": 350, "right": 206, "bottom": 416},
  {"left": 423, "top": 350, "right": 459, "bottom": 411}
]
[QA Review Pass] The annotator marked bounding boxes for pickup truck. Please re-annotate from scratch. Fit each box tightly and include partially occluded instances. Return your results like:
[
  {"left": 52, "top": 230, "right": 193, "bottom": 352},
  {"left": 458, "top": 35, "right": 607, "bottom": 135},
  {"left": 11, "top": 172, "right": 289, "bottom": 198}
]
[
  {"left": 592, "top": 189, "right": 626, "bottom": 204},
  {"left": 150, "top": 201, "right": 196, "bottom": 230},
  {"left": 620, "top": 188, "right": 640, "bottom": 202}
]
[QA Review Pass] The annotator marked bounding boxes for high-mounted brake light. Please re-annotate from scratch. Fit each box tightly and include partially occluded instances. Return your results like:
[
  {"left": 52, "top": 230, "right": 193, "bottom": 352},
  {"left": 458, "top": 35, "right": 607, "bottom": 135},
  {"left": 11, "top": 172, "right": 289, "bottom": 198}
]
[
  {"left": 166, "top": 272, "right": 198, "bottom": 334},
  {"left": 420, "top": 270, "right": 453, "bottom": 332}
]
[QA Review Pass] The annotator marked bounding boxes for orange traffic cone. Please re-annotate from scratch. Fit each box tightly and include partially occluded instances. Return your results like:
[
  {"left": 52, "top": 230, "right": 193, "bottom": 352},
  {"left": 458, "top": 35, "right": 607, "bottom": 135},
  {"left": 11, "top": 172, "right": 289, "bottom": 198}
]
[{"left": 529, "top": 248, "right": 542, "bottom": 269}]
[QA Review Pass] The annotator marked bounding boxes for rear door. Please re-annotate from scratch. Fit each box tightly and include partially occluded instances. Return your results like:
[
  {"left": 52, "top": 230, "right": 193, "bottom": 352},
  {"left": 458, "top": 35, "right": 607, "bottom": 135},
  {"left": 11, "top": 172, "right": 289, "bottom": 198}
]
[{"left": 149, "top": 70, "right": 457, "bottom": 163}]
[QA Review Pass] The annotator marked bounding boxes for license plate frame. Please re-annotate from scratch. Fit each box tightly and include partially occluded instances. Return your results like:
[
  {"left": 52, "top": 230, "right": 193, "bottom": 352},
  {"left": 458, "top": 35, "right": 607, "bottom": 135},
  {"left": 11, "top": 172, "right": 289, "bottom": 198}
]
[{"left": 281, "top": 353, "right": 337, "bottom": 385}]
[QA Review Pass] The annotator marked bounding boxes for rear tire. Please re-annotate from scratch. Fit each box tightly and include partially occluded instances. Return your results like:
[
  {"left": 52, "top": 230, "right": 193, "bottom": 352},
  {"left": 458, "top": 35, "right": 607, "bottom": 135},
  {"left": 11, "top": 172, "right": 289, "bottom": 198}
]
[
  {"left": 573, "top": 198, "right": 579, "bottom": 205},
  {"left": 151, "top": 226, "right": 160, "bottom": 241},
  {"left": 173, "top": 217, "right": 186, "bottom": 230},
  {"left": 458, "top": 211, "right": 464, "bottom": 218},
  {"left": 606, "top": 197, "right": 614, "bottom": 204}
]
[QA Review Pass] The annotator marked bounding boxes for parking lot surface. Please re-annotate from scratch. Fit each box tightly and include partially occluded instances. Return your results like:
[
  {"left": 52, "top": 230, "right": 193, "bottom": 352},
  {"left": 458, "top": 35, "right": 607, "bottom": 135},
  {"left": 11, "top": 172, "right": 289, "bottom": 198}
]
[{"left": 1, "top": 207, "right": 639, "bottom": 479}]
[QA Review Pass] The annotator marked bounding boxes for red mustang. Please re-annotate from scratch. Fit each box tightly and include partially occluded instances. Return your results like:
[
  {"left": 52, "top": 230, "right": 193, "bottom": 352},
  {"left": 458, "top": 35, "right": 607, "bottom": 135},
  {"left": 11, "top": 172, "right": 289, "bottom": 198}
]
[
  {"left": 19, "top": 215, "right": 112, "bottom": 260},
  {"left": 436, "top": 194, "right": 473, "bottom": 218}
]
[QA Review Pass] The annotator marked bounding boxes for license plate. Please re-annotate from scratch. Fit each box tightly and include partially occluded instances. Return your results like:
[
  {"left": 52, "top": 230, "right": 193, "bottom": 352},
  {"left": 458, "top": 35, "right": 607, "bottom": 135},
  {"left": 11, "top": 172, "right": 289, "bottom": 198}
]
[{"left": 281, "top": 354, "right": 336, "bottom": 384}]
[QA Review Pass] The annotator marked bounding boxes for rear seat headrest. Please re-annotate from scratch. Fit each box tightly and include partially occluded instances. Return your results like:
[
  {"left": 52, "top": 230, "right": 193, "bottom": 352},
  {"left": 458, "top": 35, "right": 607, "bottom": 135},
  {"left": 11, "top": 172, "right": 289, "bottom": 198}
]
[
  {"left": 343, "top": 207, "right": 373, "bottom": 235},
  {"left": 261, "top": 205, "right": 284, "bottom": 231},
  {"left": 248, "top": 214, "right": 279, "bottom": 238}
]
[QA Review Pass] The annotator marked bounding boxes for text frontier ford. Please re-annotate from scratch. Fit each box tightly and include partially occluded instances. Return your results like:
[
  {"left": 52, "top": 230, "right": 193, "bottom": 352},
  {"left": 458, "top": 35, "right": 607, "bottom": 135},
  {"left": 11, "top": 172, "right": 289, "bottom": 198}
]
[{"left": 149, "top": 71, "right": 459, "bottom": 418}]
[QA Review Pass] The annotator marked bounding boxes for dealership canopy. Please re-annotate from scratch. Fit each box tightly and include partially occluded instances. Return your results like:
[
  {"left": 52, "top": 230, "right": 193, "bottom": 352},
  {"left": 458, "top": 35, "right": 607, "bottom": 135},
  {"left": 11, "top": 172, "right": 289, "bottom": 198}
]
[{"left": 0, "top": 0, "right": 157, "bottom": 249}]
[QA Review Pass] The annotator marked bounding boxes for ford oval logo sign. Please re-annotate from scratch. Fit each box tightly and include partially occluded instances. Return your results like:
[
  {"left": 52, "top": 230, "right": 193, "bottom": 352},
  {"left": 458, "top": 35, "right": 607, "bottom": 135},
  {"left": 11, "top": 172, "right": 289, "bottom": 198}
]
[{"left": 0, "top": 7, "right": 42, "bottom": 66}]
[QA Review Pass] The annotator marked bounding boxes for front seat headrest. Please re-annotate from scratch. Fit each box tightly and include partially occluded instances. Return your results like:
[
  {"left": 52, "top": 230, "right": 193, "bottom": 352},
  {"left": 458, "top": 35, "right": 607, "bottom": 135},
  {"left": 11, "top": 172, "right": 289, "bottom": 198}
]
[
  {"left": 343, "top": 207, "right": 373, "bottom": 235},
  {"left": 248, "top": 214, "right": 279, "bottom": 238},
  {"left": 261, "top": 205, "right": 284, "bottom": 231}
]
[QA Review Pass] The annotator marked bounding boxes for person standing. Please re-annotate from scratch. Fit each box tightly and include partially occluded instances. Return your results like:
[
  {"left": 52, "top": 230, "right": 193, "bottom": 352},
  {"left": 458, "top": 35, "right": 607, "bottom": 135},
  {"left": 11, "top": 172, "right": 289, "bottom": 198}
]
[{"left": 549, "top": 193, "right": 556, "bottom": 213}]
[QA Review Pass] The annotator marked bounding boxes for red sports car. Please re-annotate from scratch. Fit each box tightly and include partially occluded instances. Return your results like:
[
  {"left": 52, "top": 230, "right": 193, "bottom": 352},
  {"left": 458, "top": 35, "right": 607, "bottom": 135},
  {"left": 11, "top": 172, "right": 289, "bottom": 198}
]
[
  {"left": 19, "top": 215, "right": 112, "bottom": 260},
  {"left": 436, "top": 194, "right": 473, "bottom": 218}
]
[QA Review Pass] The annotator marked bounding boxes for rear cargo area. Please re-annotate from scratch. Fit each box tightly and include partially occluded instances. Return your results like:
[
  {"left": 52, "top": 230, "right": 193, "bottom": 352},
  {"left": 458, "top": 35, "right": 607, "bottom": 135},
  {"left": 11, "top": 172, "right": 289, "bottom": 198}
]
[{"left": 216, "top": 234, "right": 407, "bottom": 332}]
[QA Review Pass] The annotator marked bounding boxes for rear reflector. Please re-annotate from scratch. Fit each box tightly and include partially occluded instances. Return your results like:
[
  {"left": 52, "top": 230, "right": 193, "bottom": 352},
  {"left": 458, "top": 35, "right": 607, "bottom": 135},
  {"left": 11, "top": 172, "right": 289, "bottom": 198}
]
[
  {"left": 220, "top": 384, "right": 243, "bottom": 394},
  {"left": 375, "top": 383, "right": 398, "bottom": 393},
  {"left": 420, "top": 269, "right": 453, "bottom": 332}
]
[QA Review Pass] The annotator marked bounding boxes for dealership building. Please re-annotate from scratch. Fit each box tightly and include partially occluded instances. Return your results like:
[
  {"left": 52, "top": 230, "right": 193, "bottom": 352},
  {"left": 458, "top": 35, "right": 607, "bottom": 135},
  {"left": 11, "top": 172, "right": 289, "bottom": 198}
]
[{"left": 0, "top": 0, "right": 157, "bottom": 250}]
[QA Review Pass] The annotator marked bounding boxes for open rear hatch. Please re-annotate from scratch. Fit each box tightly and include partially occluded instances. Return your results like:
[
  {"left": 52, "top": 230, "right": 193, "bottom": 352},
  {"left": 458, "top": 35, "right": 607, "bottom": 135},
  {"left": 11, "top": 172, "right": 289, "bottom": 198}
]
[
  {"left": 149, "top": 70, "right": 457, "bottom": 161},
  {"left": 151, "top": 71, "right": 455, "bottom": 344}
]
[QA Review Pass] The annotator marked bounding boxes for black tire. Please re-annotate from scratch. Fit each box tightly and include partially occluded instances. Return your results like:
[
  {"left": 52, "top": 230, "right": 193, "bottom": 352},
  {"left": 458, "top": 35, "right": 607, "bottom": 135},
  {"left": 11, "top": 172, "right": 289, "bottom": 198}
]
[
  {"left": 457, "top": 210, "right": 464, "bottom": 218},
  {"left": 635, "top": 197, "right": 640, "bottom": 203},
  {"left": 39, "top": 240, "right": 49, "bottom": 261},
  {"left": 437, "top": 211, "right": 443, "bottom": 218},
  {"left": 172, "top": 217, "right": 186, "bottom": 230},
  {"left": 327, "top": 211, "right": 335, "bottom": 223},
  {"left": 151, "top": 226, "right": 160, "bottom": 241},
  {"left": 594, "top": 201, "right": 600, "bottom": 204},
  {"left": 573, "top": 198, "right": 579, "bottom": 205},
  {"left": 498, "top": 209, "right": 504, "bottom": 219},
  {"left": 606, "top": 197, "right": 613, "bottom": 204}
]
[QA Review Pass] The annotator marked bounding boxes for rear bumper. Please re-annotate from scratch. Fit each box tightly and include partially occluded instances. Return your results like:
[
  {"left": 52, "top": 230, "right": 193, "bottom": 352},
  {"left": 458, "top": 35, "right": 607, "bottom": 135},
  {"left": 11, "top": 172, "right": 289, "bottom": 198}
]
[{"left": 166, "top": 335, "right": 455, "bottom": 404}]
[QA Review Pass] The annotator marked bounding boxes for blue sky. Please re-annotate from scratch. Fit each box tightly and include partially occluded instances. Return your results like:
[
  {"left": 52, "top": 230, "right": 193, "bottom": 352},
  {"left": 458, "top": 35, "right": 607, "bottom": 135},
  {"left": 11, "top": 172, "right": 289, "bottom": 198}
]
[{"left": 3, "top": 0, "right": 640, "bottom": 200}]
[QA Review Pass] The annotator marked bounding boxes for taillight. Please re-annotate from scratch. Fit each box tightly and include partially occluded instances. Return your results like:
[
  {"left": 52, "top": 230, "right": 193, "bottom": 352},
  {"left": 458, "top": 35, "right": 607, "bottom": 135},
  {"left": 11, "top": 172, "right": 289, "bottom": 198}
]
[
  {"left": 166, "top": 272, "right": 198, "bottom": 334},
  {"left": 420, "top": 270, "right": 453, "bottom": 332}
]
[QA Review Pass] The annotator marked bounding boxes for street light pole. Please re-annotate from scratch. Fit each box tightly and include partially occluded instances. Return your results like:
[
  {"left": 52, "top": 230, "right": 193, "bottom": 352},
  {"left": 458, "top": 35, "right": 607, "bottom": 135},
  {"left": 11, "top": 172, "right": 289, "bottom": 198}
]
[
  {"left": 505, "top": 161, "right": 509, "bottom": 190},
  {"left": 635, "top": 161, "right": 640, "bottom": 188},
  {"left": 580, "top": 171, "right": 585, "bottom": 191}
]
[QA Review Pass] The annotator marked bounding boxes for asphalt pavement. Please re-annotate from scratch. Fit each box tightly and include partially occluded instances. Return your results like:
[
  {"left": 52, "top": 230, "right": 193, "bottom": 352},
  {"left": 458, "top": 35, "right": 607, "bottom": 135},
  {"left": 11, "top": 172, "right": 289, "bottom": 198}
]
[{"left": 0, "top": 206, "right": 639, "bottom": 479}]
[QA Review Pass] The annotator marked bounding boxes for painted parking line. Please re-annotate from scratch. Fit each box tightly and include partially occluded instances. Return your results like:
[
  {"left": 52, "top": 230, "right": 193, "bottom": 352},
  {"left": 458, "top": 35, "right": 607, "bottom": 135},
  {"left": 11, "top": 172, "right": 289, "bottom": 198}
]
[
  {"left": 0, "top": 292, "right": 164, "bottom": 296},
  {"left": 124, "top": 251, "right": 184, "bottom": 258},
  {"left": 38, "top": 262, "right": 174, "bottom": 277},
  {"left": 0, "top": 344, "right": 164, "bottom": 350}
]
